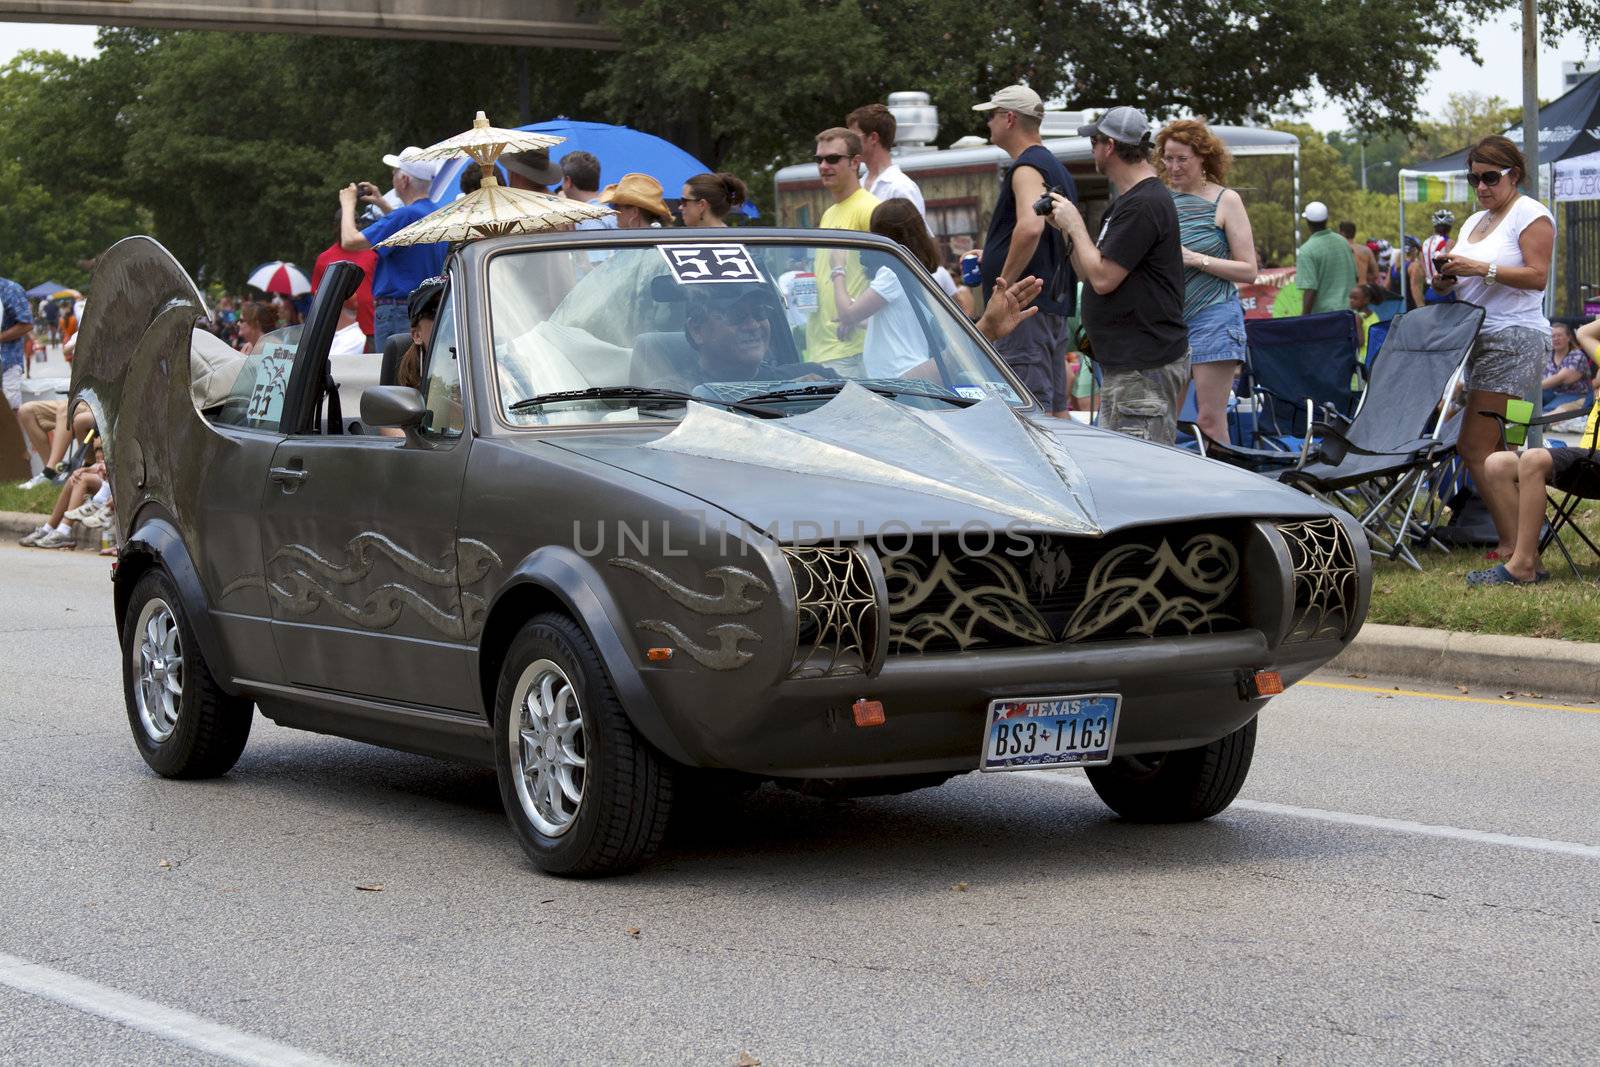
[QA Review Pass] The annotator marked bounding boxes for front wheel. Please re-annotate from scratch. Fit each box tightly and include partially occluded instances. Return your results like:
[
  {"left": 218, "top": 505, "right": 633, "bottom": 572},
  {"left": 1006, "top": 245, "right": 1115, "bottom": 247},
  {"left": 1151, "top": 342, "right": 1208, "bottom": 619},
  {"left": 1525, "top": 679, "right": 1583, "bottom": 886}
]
[
  {"left": 492, "top": 613, "right": 673, "bottom": 876},
  {"left": 121, "top": 570, "right": 253, "bottom": 778},
  {"left": 1085, "top": 718, "right": 1256, "bottom": 822}
]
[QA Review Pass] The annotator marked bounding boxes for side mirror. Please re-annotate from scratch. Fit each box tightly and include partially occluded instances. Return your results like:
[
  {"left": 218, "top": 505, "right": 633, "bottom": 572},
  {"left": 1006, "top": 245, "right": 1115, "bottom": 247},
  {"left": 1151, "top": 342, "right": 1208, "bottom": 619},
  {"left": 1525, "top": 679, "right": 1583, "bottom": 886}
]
[{"left": 361, "top": 385, "right": 427, "bottom": 431}]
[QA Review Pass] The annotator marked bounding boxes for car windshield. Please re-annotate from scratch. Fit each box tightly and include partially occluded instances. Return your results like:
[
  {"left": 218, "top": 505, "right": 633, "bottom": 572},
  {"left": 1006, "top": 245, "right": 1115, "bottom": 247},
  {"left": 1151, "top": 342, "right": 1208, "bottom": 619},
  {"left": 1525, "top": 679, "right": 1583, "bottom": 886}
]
[{"left": 486, "top": 240, "right": 1024, "bottom": 426}]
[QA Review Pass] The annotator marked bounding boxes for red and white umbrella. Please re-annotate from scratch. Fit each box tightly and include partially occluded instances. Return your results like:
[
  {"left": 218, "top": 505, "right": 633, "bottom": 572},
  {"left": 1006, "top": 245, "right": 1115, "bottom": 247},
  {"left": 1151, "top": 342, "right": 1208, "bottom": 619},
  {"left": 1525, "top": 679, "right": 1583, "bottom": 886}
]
[{"left": 246, "top": 260, "right": 312, "bottom": 296}]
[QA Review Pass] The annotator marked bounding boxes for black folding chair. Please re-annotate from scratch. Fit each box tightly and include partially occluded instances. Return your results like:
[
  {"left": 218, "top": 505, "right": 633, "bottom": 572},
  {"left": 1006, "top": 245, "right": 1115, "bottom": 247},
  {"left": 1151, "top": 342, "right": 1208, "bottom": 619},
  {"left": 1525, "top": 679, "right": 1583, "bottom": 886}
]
[
  {"left": 1277, "top": 302, "right": 1485, "bottom": 569},
  {"left": 1480, "top": 404, "right": 1600, "bottom": 579}
]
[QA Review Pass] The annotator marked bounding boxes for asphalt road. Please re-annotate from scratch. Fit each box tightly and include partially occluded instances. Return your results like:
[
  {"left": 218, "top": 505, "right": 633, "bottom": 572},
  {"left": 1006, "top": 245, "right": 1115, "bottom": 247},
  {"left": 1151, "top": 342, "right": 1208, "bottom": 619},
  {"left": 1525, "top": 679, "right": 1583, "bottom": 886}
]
[{"left": 2, "top": 543, "right": 1597, "bottom": 1066}]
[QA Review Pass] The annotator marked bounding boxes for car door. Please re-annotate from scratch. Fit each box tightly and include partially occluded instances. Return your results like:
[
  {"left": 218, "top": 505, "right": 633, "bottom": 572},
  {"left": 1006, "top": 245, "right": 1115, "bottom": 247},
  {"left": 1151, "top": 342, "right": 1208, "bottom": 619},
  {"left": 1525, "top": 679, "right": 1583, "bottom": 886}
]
[{"left": 258, "top": 283, "right": 478, "bottom": 711}]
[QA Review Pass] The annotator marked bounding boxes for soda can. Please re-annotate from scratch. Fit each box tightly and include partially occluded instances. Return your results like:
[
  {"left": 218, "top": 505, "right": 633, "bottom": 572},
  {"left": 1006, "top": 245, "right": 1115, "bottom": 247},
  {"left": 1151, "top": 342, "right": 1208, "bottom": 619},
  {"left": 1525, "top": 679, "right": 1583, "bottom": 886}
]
[{"left": 959, "top": 250, "right": 982, "bottom": 287}]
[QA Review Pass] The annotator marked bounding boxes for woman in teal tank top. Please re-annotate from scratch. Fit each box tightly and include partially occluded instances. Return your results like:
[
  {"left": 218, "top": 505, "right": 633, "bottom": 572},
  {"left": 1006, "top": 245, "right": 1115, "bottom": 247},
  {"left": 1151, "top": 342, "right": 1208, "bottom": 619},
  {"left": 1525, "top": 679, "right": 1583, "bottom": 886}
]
[{"left": 1156, "top": 119, "right": 1260, "bottom": 446}]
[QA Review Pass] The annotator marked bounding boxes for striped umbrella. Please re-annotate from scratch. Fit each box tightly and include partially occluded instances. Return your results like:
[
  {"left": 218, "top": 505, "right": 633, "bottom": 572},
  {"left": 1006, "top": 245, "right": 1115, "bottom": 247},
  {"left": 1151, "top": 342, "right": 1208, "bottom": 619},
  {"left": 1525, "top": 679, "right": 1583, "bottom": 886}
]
[{"left": 246, "top": 260, "right": 312, "bottom": 296}]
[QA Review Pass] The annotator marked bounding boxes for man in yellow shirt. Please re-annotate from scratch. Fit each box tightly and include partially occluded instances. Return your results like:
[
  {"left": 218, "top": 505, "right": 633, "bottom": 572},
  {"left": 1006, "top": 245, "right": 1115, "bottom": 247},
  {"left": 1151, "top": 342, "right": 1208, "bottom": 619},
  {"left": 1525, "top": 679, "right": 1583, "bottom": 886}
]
[{"left": 805, "top": 126, "right": 879, "bottom": 364}]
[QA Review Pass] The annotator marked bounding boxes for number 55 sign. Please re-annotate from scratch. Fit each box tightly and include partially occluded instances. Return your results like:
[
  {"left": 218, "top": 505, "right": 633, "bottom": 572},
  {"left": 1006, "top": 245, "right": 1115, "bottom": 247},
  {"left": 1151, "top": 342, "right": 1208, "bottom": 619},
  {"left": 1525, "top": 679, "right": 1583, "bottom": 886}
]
[{"left": 659, "top": 244, "right": 765, "bottom": 285}]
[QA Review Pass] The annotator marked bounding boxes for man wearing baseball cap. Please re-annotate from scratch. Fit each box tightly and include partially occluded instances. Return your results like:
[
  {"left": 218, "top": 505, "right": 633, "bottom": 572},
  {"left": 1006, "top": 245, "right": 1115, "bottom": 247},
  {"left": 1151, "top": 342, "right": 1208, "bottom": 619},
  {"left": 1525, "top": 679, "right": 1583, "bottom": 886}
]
[
  {"left": 339, "top": 148, "right": 449, "bottom": 345},
  {"left": 1044, "top": 105, "right": 1188, "bottom": 444},
  {"left": 971, "top": 84, "right": 1079, "bottom": 414},
  {"left": 1294, "top": 201, "right": 1357, "bottom": 316}
]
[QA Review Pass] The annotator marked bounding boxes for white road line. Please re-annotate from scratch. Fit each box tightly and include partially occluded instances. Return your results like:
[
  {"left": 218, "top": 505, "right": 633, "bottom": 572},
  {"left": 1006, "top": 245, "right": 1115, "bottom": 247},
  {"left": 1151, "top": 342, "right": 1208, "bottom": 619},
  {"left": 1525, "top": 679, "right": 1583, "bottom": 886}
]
[
  {"left": 1017, "top": 771, "right": 1600, "bottom": 860},
  {"left": 0, "top": 952, "right": 350, "bottom": 1067}
]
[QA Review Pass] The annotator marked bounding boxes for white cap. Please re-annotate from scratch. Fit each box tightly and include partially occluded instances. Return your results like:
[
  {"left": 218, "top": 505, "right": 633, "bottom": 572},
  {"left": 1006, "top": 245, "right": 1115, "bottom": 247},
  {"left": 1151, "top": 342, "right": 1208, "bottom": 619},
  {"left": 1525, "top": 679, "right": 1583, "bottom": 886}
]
[
  {"left": 1302, "top": 201, "right": 1329, "bottom": 223},
  {"left": 381, "top": 146, "right": 441, "bottom": 182}
]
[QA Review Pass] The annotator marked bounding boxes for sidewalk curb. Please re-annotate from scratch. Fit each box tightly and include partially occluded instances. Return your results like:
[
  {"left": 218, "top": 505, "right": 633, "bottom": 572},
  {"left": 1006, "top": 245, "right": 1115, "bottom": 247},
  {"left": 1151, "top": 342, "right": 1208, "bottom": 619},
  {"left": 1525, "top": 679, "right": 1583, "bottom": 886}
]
[
  {"left": 1331, "top": 622, "right": 1600, "bottom": 699},
  {"left": 0, "top": 511, "right": 47, "bottom": 536},
  {"left": 7, "top": 505, "right": 1598, "bottom": 697}
]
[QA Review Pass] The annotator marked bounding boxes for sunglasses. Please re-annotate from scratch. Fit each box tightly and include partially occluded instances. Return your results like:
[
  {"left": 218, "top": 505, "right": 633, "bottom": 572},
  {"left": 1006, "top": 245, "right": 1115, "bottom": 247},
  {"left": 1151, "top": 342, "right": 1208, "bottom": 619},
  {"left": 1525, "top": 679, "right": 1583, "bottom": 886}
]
[
  {"left": 1466, "top": 167, "right": 1512, "bottom": 189},
  {"left": 815, "top": 153, "right": 850, "bottom": 166}
]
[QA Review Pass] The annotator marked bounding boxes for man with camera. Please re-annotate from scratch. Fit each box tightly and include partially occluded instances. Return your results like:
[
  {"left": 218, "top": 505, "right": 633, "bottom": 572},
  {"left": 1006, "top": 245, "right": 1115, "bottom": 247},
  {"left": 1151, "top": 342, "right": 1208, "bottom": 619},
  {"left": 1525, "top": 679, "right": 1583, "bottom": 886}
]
[
  {"left": 338, "top": 149, "right": 447, "bottom": 346},
  {"left": 1045, "top": 106, "right": 1188, "bottom": 444},
  {"left": 972, "top": 85, "right": 1078, "bottom": 415}
]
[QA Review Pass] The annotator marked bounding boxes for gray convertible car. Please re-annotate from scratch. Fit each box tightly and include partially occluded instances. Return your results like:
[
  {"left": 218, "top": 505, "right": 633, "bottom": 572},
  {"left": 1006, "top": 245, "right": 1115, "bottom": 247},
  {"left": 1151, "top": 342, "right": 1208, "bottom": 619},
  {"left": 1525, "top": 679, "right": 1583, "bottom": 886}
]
[{"left": 76, "top": 230, "right": 1369, "bottom": 876}]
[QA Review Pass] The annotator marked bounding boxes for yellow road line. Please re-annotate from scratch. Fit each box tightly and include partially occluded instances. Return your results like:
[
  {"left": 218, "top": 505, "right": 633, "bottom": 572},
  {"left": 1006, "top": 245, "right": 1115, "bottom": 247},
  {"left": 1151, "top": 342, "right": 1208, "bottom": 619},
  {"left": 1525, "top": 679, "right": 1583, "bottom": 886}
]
[{"left": 1302, "top": 679, "right": 1600, "bottom": 715}]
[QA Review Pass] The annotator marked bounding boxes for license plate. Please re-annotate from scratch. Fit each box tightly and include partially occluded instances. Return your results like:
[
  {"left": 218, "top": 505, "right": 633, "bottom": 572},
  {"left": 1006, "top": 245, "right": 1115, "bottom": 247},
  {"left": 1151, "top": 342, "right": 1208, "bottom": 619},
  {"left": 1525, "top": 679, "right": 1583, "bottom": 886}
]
[{"left": 980, "top": 693, "right": 1121, "bottom": 771}]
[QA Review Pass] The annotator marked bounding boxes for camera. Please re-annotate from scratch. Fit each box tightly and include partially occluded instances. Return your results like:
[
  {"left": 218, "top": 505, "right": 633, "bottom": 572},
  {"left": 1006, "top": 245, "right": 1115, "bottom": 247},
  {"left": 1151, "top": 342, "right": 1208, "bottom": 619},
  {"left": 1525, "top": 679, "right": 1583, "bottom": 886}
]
[{"left": 1033, "top": 185, "right": 1068, "bottom": 216}]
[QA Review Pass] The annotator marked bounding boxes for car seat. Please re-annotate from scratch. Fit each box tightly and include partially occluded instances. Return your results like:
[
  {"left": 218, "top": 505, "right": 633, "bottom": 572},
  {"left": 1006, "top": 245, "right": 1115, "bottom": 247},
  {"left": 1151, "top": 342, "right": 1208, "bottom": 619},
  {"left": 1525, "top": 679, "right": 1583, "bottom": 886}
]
[
  {"left": 630, "top": 331, "right": 700, "bottom": 390},
  {"left": 379, "top": 332, "right": 411, "bottom": 387}
]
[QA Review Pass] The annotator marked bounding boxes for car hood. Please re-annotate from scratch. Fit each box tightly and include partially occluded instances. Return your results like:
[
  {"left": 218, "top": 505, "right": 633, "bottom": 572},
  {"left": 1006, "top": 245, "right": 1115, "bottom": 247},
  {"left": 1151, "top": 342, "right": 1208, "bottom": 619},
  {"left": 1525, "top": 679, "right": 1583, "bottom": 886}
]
[{"left": 538, "top": 384, "right": 1331, "bottom": 539}]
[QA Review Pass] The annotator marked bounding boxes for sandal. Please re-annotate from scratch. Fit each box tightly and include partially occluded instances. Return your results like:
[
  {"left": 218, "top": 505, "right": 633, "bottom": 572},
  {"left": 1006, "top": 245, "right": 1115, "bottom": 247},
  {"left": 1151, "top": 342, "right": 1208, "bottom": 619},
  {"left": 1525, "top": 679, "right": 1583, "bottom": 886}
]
[{"left": 1466, "top": 564, "right": 1549, "bottom": 587}]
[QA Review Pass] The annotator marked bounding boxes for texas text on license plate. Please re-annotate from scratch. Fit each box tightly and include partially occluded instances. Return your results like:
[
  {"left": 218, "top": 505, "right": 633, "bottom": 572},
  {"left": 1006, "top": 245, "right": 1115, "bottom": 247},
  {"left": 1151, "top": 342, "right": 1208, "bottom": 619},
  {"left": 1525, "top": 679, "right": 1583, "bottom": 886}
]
[{"left": 980, "top": 693, "right": 1121, "bottom": 771}]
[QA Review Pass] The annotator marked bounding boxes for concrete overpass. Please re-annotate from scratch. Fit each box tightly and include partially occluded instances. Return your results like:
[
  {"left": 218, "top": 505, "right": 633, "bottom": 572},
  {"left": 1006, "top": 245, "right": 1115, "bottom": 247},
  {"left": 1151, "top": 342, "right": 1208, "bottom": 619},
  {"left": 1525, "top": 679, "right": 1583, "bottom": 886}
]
[{"left": 0, "top": 0, "right": 616, "bottom": 48}]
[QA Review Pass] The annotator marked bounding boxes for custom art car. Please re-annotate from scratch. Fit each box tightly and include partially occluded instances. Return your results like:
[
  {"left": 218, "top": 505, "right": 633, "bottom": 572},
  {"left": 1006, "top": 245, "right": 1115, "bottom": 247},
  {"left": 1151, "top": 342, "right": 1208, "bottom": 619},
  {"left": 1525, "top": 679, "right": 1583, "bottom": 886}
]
[{"left": 75, "top": 230, "right": 1370, "bottom": 876}]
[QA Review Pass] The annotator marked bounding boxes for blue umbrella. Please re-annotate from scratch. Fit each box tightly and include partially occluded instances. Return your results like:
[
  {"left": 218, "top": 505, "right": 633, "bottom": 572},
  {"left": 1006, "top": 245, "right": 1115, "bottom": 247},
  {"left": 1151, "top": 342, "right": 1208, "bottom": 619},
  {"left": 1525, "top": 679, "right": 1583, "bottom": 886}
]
[
  {"left": 25, "top": 281, "right": 65, "bottom": 300},
  {"left": 427, "top": 118, "right": 759, "bottom": 219}
]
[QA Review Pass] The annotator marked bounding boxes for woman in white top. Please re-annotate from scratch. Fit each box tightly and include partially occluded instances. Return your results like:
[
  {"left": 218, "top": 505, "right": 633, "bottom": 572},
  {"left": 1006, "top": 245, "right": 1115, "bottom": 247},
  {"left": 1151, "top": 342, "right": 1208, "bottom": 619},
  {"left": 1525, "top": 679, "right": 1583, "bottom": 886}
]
[
  {"left": 1429, "top": 135, "right": 1554, "bottom": 572},
  {"left": 830, "top": 197, "right": 946, "bottom": 380}
]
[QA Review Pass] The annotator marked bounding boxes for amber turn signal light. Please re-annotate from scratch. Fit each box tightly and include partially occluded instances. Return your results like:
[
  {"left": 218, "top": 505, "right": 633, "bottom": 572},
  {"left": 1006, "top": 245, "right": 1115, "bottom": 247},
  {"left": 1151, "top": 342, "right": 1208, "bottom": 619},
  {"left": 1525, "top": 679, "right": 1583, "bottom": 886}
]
[
  {"left": 852, "top": 698, "right": 885, "bottom": 727},
  {"left": 646, "top": 647, "right": 674, "bottom": 662},
  {"left": 1251, "top": 670, "right": 1284, "bottom": 697}
]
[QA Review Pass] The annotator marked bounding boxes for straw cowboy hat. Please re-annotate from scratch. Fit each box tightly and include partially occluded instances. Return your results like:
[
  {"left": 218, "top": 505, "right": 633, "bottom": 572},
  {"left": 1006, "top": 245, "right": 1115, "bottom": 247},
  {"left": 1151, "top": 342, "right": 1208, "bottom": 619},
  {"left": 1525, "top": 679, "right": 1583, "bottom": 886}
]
[{"left": 598, "top": 173, "right": 672, "bottom": 222}]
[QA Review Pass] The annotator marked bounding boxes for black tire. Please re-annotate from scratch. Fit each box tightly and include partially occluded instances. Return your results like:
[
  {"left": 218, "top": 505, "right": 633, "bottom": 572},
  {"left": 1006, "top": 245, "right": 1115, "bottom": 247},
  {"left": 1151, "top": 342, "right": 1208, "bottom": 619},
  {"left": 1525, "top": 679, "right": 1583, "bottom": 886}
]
[
  {"left": 492, "top": 612, "right": 673, "bottom": 876},
  {"left": 1085, "top": 718, "right": 1256, "bottom": 822},
  {"left": 121, "top": 569, "right": 252, "bottom": 779}
]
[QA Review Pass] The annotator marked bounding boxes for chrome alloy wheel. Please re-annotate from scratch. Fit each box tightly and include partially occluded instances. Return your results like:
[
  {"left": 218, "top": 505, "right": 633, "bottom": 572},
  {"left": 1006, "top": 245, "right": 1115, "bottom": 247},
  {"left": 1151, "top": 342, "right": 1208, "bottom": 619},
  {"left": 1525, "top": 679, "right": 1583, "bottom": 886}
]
[
  {"left": 133, "top": 598, "right": 184, "bottom": 743},
  {"left": 509, "top": 658, "right": 587, "bottom": 837}
]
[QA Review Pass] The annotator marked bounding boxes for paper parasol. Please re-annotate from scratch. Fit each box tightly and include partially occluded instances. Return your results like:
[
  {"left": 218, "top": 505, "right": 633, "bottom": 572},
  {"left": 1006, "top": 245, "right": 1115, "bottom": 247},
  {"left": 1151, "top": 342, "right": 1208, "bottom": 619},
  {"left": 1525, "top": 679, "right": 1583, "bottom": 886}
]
[
  {"left": 410, "top": 111, "right": 564, "bottom": 166},
  {"left": 375, "top": 183, "right": 613, "bottom": 246}
]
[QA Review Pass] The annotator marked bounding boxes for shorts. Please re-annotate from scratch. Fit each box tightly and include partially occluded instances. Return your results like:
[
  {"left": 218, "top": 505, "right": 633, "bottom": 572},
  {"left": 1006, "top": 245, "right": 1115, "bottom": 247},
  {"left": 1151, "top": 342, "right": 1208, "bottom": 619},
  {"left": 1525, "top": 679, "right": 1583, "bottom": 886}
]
[
  {"left": 26, "top": 397, "right": 66, "bottom": 431},
  {"left": 1466, "top": 326, "right": 1547, "bottom": 397},
  {"left": 1185, "top": 297, "right": 1246, "bottom": 365},
  {"left": 1072, "top": 355, "right": 1095, "bottom": 399},
  {"left": 1, "top": 365, "right": 20, "bottom": 412},
  {"left": 992, "top": 311, "right": 1070, "bottom": 412},
  {"left": 1547, "top": 445, "right": 1600, "bottom": 498},
  {"left": 1099, "top": 359, "right": 1189, "bottom": 445}
]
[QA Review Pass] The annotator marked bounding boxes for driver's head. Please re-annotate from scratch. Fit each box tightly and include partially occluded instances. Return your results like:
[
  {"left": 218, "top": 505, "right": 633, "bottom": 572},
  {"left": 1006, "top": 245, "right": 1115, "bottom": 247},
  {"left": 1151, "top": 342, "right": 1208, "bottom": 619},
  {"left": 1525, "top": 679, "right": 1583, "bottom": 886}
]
[{"left": 684, "top": 286, "right": 776, "bottom": 376}]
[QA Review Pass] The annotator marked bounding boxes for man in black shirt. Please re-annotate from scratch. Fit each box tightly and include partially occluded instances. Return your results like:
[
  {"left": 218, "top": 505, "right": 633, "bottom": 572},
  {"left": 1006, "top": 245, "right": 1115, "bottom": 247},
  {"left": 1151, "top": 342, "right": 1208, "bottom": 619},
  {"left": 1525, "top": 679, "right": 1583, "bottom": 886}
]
[
  {"left": 1047, "top": 106, "right": 1189, "bottom": 444},
  {"left": 972, "top": 84, "right": 1079, "bottom": 415}
]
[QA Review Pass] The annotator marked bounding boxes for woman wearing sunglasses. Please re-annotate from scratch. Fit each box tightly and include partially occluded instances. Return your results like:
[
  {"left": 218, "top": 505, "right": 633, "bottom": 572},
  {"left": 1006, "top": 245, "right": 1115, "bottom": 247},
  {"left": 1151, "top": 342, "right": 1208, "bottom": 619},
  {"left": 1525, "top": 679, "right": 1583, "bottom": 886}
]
[{"left": 1430, "top": 135, "right": 1555, "bottom": 575}]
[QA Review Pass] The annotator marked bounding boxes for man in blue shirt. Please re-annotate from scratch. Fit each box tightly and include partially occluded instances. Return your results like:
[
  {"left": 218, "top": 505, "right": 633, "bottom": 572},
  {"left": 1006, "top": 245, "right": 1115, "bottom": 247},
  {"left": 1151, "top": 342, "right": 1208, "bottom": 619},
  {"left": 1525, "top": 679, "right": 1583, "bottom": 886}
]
[
  {"left": 1, "top": 275, "right": 35, "bottom": 421},
  {"left": 339, "top": 151, "right": 447, "bottom": 345}
]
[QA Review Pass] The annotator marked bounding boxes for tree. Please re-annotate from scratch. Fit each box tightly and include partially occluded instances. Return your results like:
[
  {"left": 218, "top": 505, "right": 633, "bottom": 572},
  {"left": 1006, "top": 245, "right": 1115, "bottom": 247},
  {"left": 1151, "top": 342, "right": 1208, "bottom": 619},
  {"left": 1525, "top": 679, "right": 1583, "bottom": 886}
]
[{"left": 1408, "top": 92, "right": 1526, "bottom": 162}]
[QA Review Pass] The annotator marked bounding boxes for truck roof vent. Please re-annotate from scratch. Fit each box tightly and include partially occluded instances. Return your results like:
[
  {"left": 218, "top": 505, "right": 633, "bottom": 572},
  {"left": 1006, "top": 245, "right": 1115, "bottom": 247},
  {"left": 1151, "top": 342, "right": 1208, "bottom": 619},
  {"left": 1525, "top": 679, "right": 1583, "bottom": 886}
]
[{"left": 887, "top": 91, "right": 939, "bottom": 154}]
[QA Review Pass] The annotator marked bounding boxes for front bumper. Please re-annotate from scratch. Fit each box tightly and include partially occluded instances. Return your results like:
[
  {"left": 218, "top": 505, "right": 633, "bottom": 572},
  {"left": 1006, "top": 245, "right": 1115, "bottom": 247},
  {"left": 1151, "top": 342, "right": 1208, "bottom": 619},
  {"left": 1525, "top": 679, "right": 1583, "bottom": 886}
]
[{"left": 645, "top": 629, "right": 1340, "bottom": 777}]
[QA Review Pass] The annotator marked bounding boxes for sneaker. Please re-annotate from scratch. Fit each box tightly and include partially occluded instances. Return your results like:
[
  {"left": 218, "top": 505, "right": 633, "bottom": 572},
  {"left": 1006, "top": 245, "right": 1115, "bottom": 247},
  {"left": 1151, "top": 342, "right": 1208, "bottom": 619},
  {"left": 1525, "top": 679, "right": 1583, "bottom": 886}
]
[
  {"left": 81, "top": 508, "right": 111, "bottom": 530},
  {"left": 64, "top": 501, "right": 102, "bottom": 522},
  {"left": 18, "top": 523, "right": 51, "bottom": 546},
  {"left": 34, "top": 528, "right": 77, "bottom": 550},
  {"left": 16, "top": 472, "right": 49, "bottom": 490}
]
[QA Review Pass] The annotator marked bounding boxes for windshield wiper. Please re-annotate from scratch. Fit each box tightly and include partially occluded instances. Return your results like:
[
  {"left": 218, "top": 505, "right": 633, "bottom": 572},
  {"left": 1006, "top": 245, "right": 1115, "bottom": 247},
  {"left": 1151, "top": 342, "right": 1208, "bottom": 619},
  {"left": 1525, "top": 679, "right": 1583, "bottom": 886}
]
[
  {"left": 740, "top": 381, "right": 979, "bottom": 407},
  {"left": 509, "top": 386, "right": 782, "bottom": 418}
]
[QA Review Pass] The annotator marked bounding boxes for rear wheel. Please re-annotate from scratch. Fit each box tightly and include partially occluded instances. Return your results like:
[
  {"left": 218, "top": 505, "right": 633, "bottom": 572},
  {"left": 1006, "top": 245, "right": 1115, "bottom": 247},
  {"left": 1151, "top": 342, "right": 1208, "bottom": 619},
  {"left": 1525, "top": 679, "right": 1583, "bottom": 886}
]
[
  {"left": 121, "top": 570, "right": 252, "bottom": 778},
  {"left": 1085, "top": 718, "right": 1256, "bottom": 822},
  {"left": 493, "top": 613, "right": 673, "bottom": 876}
]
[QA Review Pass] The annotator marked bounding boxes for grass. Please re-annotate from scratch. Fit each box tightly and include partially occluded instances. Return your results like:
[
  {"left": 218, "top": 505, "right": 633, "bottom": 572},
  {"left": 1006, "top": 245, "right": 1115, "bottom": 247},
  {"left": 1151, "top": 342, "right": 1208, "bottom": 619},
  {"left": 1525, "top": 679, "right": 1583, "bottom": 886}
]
[
  {"left": 0, "top": 481, "right": 59, "bottom": 516},
  {"left": 1366, "top": 500, "right": 1600, "bottom": 643}
]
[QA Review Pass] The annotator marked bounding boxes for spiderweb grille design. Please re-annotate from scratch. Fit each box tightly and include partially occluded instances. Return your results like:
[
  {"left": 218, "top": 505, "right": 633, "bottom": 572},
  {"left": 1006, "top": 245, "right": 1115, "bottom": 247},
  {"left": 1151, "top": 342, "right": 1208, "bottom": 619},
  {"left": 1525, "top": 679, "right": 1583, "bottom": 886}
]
[
  {"left": 1279, "top": 518, "right": 1360, "bottom": 642},
  {"left": 784, "top": 546, "right": 880, "bottom": 678}
]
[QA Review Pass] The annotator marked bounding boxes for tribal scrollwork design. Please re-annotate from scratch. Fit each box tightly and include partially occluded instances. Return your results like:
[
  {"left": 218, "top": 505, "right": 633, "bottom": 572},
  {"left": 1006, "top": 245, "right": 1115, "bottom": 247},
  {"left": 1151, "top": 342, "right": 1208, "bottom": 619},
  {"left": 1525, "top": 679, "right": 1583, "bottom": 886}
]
[
  {"left": 1059, "top": 535, "right": 1239, "bottom": 642},
  {"left": 262, "top": 534, "right": 502, "bottom": 639},
  {"left": 884, "top": 551, "right": 1053, "bottom": 653},
  {"left": 783, "top": 546, "right": 880, "bottom": 677},
  {"left": 1279, "top": 518, "right": 1359, "bottom": 642},
  {"left": 607, "top": 558, "right": 770, "bottom": 671}
]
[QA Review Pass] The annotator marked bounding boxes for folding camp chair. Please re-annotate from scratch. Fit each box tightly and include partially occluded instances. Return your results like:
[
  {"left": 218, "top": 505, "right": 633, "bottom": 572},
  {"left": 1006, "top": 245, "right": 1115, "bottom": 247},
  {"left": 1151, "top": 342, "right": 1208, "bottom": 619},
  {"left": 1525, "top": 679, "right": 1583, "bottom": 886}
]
[
  {"left": 1186, "top": 310, "right": 1361, "bottom": 472},
  {"left": 1276, "top": 302, "right": 1485, "bottom": 569},
  {"left": 1480, "top": 404, "right": 1600, "bottom": 580}
]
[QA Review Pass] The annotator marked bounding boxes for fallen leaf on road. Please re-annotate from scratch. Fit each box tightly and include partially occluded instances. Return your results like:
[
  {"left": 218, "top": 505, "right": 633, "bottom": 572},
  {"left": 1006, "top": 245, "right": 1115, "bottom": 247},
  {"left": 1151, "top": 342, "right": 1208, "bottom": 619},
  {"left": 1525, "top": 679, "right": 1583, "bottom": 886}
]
[
  {"left": 734, "top": 1053, "right": 761, "bottom": 1067},
  {"left": 1347, "top": 673, "right": 1368, "bottom": 679},
  {"left": 158, "top": 859, "right": 172, "bottom": 870},
  {"left": 356, "top": 884, "right": 384, "bottom": 892},
  {"left": 626, "top": 927, "right": 641, "bottom": 939},
  {"left": 1456, "top": 686, "right": 1470, "bottom": 694},
  {"left": 539, "top": 898, "right": 555, "bottom": 904},
  {"left": 952, "top": 882, "right": 969, "bottom": 892}
]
